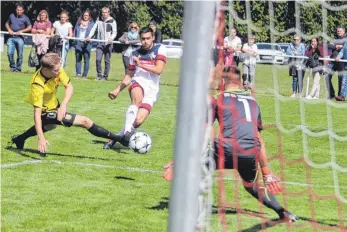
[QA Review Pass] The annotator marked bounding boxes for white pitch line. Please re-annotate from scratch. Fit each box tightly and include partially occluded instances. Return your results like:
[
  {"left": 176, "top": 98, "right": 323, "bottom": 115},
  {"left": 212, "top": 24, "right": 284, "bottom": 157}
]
[
  {"left": 0, "top": 160, "right": 42, "bottom": 168},
  {"left": 70, "top": 161, "right": 162, "bottom": 174},
  {"left": 2, "top": 160, "right": 347, "bottom": 190}
]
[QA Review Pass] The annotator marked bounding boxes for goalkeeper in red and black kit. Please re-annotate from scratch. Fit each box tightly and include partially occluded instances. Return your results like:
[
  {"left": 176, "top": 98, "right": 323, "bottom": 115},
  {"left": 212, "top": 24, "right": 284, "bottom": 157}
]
[{"left": 163, "top": 67, "right": 298, "bottom": 222}]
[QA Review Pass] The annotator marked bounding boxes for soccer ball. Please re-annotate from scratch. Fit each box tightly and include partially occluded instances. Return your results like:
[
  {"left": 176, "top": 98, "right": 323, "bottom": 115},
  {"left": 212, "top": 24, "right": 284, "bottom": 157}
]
[{"left": 128, "top": 132, "right": 152, "bottom": 154}]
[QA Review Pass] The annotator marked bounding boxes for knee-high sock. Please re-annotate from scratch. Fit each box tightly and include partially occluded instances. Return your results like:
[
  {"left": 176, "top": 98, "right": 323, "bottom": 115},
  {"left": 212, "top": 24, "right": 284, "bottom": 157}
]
[
  {"left": 244, "top": 186, "right": 285, "bottom": 217},
  {"left": 17, "top": 124, "right": 56, "bottom": 141},
  {"left": 87, "top": 123, "right": 122, "bottom": 141},
  {"left": 124, "top": 105, "right": 138, "bottom": 133}
]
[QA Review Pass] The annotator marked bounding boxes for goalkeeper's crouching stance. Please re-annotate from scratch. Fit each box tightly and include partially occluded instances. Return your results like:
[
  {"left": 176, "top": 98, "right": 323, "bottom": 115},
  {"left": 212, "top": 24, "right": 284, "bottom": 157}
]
[{"left": 163, "top": 66, "right": 298, "bottom": 222}]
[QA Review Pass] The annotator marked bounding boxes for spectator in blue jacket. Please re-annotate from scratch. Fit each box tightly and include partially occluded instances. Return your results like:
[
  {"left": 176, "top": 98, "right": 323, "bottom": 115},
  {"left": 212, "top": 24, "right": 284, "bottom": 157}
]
[
  {"left": 74, "top": 10, "right": 95, "bottom": 78},
  {"left": 335, "top": 44, "right": 347, "bottom": 101},
  {"left": 5, "top": 4, "right": 32, "bottom": 72},
  {"left": 286, "top": 34, "right": 306, "bottom": 98}
]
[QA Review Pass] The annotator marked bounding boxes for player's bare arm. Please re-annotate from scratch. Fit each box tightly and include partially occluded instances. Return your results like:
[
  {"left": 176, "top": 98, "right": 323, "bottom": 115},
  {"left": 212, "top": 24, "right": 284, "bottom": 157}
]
[
  {"left": 108, "top": 70, "right": 135, "bottom": 100},
  {"left": 57, "top": 83, "right": 73, "bottom": 121},
  {"left": 34, "top": 106, "right": 49, "bottom": 153},
  {"left": 136, "top": 59, "right": 166, "bottom": 75}
]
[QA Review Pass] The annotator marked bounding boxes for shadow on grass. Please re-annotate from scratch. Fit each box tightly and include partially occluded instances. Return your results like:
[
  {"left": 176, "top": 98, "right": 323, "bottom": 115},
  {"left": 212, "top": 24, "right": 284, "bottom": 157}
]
[
  {"left": 6, "top": 146, "right": 119, "bottom": 161},
  {"left": 241, "top": 216, "right": 346, "bottom": 232},
  {"left": 92, "top": 139, "right": 131, "bottom": 153},
  {"left": 148, "top": 199, "right": 345, "bottom": 231},
  {"left": 148, "top": 197, "right": 169, "bottom": 210},
  {"left": 115, "top": 176, "right": 135, "bottom": 181}
]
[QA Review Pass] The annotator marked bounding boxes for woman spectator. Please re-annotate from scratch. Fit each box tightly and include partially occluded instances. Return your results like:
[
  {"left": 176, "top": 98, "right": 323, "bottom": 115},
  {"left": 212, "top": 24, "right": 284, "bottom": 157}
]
[
  {"left": 305, "top": 38, "right": 324, "bottom": 99},
  {"left": 74, "top": 10, "right": 95, "bottom": 78},
  {"left": 286, "top": 35, "right": 306, "bottom": 98},
  {"left": 31, "top": 10, "right": 52, "bottom": 70},
  {"left": 223, "top": 28, "right": 242, "bottom": 67},
  {"left": 149, "top": 21, "right": 162, "bottom": 44},
  {"left": 52, "top": 11, "right": 73, "bottom": 67},
  {"left": 118, "top": 21, "right": 140, "bottom": 74},
  {"left": 241, "top": 35, "right": 258, "bottom": 86}
]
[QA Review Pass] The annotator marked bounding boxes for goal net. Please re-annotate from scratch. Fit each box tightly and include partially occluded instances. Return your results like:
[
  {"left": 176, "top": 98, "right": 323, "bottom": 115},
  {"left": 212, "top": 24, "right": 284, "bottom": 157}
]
[{"left": 206, "top": 1, "right": 347, "bottom": 231}]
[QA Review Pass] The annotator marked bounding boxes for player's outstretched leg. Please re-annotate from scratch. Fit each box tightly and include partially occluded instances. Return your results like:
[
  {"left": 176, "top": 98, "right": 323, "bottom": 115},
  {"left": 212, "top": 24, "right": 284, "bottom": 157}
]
[
  {"left": 238, "top": 157, "right": 298, "bottom": 222},
  {"left": 104, "top": 104, "right": 150, "bottom": 149},
  {"left": 11, "top": 124, "right": 57, "bottom": 149},
  {"left": 243, "top": 185, "right": 298, "bottom": 222},
  {"left": 72, "top": 115, "right": 123, "bottom": 142}
]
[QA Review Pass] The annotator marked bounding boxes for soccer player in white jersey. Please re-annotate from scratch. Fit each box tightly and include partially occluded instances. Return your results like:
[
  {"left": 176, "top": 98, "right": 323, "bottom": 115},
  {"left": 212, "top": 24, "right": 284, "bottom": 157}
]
[{"left": 104, "top": 27, "right": 167, "bottom": 149}]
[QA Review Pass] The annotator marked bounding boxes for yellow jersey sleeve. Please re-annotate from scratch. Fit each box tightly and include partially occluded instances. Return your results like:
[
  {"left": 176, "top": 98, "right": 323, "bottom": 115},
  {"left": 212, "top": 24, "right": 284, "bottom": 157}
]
[
  {"left": 58, "top": 68, "right": 70, "bottom": 87},
  {"left": 25, "top": 83, "right": 44, "bottom": 108}
]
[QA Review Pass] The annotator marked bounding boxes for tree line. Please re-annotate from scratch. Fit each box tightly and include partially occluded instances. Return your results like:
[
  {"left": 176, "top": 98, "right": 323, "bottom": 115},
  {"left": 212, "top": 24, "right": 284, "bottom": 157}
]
[{"left": 1, "top": 1, "right": 346, "bottom": 42}]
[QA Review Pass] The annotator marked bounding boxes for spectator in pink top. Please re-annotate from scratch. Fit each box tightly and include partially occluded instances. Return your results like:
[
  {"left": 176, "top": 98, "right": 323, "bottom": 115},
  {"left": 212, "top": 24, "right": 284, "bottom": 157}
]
[{"left": 32, "top": 10, "right": 52, "bottom": 70}]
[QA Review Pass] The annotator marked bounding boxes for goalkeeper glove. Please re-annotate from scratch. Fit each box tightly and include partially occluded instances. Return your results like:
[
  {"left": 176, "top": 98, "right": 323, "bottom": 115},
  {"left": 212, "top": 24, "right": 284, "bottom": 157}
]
[
  {"left": 162, "top": 161, "right": 174, "bottom": 182},
  {"left": 261, "top": 166, "right": 282, "bottom": 195}
]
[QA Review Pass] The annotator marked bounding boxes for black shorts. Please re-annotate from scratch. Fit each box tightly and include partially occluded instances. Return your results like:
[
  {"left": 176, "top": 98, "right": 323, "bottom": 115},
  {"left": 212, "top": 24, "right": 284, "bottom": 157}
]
[
  {"left": 41, "top": 111, "right": 76, "bottom": 127},
  {"left": 213, "top": 139, "right": 257, "bottom": 183}
]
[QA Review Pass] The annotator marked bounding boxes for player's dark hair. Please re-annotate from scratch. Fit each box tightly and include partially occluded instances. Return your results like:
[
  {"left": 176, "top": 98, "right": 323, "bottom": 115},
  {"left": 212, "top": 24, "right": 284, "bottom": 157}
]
[
  {"left": 223, "top": 66, "right": 240, "bottom": 77},
  {"left": 139, "top": 27, "right": 154, "bottom": 36},
  {"left": 223, "top": 66, "right": 241, "bottom": 85}
]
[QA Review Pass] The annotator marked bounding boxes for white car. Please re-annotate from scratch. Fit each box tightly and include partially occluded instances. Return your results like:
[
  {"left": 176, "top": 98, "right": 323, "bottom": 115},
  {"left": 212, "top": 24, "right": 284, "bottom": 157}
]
[
  {"left": 256, "top": 43, "right": 285, "bottom": 64},
  {"left": 163, "top": 39, "right": 183, "bottom": 59},
  {"left": 278, "top": 43, "right": 290, "bottom": 64}
]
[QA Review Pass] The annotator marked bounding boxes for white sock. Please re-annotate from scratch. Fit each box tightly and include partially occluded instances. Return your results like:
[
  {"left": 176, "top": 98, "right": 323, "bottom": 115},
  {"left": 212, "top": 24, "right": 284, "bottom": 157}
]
[{"left": 124, "top": 105, "right": 138, "bottom": 134}]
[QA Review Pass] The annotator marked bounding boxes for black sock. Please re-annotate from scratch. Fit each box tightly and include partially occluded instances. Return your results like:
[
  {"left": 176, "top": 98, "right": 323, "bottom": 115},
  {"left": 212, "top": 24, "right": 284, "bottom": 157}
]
[
  {"left": 18, "top": 126, "right": 37, "bottom": 141},
  {"left": 17, "top": 124, "right": 56, "bottom": 141},
  {"left": 244, "top": 186, "right": 285, "bottom": 217},
  {"left": 87, "top": 123, "right": 122, "bottom": 141}
]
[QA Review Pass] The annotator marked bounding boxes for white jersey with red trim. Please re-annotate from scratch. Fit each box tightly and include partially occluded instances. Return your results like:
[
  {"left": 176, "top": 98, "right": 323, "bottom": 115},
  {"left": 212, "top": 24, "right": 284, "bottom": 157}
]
[{"left": 128, "top": 44, "right": 167, "bottom": 89}]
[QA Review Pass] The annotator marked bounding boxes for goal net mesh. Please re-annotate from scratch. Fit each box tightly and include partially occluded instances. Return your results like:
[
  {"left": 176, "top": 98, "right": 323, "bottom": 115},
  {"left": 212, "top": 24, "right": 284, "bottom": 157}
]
[{"left": 200, "top": 1, "right": 347, "bottom": 231}]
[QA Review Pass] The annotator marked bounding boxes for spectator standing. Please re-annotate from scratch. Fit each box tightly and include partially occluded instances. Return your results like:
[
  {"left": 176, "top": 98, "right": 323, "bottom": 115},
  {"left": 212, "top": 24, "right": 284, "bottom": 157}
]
[
  {"left": 223, "top": 28, "right": 242, "bottom": 67},
  {"left": 305, "top": 38, "right": 324, "bottom": 99},
  {"left": 86, "top": 7, "right": 117, "bottom": 81},
  {"left": 325, "top": 27, "right": 347, "bottom": 99},
  {"left": 32, "top": 10, "right": 52, "bottom": 70},
  {"left": 74, "top": 10, "right": 95, "bottom": 78},
  {"left": 52, "top": 11, "right": 73, "bottom": 68},
  {"left": 118, "top": 21, "right": 140, "bottom": 74},
  {"left": 335, "top": 43, "right": 347, "bottom": 101},
  {"left": 5, "top": 4, "right": 32, "bottom": 72},
  {"left": 149, "top": 21, "right": 162, "bottom": 44},
  {"left": 286, "top": 35, "right": 306, "bottom": 98},
  {"left": 241, "top": 35, "right": 257, "bottom": 85}
]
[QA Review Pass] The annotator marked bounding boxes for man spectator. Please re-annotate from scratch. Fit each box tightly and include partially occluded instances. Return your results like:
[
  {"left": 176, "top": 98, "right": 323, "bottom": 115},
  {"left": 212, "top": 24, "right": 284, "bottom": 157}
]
[
  {"left": 224, "top": 28, "right": 242, "bottom": 67},
  {"left": 149, "top": 21, "right": 162, "bottom": 44},
  {"left": 5, "top": 4, "right": 32, "bottom": 72},
  {"left": 86, "top": 7, "right": 117, "bottom": 81},
  {"left": 325, "top": 27, "right": 347, "bottom": 99},
  {"left": 335, "top": 43, "right": 347, "bottom": 101}
]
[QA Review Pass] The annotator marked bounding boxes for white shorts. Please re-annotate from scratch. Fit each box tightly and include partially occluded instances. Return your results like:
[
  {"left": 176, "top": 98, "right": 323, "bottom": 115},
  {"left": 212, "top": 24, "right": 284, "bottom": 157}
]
[{"left": 128, "top": 80, "right": 159, "bottom": 112}]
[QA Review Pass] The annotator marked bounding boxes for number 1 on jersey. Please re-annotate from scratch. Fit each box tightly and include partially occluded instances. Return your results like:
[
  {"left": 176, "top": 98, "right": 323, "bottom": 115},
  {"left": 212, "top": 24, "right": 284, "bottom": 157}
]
[{"left": 238, "top": 98, "right": 252, "bottom": 122}]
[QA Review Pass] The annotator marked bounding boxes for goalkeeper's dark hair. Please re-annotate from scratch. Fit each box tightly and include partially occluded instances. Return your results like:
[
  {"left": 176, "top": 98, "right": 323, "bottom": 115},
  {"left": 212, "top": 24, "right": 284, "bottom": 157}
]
[
  {"left": 223, "top": 66, "right": 241, "bottom": 85},
  {"left": 139, "top": 27, "right": 154, "bottom": 36}
]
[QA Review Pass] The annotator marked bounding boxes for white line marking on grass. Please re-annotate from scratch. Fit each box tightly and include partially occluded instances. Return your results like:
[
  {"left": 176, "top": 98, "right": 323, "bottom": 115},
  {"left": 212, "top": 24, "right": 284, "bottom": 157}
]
[
  {"left": 2, "top": 160, "right": 347, "bottom": 190},
  {"left": 1, "top": 160, "right": 42, "bottom": 168},
  {"left": 69, "top": 161, "right": 162, "bottom": 174}
]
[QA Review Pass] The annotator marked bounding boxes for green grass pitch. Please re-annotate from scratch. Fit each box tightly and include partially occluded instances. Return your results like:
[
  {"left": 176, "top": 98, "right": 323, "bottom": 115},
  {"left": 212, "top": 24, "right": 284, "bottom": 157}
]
[{"left": 1, "top": 48, "right": 347, "bottom": 231}]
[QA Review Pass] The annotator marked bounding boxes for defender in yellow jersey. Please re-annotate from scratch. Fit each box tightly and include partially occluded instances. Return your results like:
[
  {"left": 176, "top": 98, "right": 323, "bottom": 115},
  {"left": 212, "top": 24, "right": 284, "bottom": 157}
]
[{"left": 11, "top": 53, "right": 123, "bottom": 154}]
